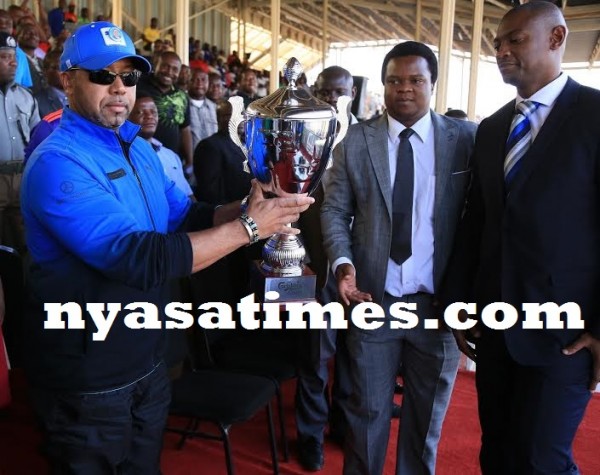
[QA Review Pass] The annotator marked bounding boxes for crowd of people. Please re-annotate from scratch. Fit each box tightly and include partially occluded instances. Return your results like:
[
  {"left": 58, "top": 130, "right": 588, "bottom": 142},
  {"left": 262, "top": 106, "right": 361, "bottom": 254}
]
[{"left": 1, "top": 1, "right": 599, "bottom": 475}]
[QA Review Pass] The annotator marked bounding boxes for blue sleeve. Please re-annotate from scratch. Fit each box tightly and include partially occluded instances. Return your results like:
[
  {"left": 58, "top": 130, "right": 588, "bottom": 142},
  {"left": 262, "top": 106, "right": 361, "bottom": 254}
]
[{"left": 24, "top": 150, "right": 194, "bottom": 290}]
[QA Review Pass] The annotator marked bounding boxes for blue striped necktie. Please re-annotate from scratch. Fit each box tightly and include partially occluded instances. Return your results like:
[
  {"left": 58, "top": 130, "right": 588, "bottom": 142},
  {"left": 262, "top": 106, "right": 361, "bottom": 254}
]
[{"left": 504, "top": 100, "right": 540, "bottom": 184}]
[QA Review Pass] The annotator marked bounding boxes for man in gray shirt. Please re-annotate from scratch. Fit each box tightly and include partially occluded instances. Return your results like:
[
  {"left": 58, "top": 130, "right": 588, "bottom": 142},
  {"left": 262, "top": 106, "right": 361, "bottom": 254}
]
[{"left": 0, "top": 32, "right": 39, "bottom": 251}]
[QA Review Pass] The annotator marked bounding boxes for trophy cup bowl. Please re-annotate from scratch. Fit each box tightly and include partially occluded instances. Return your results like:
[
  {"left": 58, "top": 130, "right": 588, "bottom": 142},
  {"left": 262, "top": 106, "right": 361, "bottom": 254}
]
[{"left": 229, "top": 58, "right": 351, "bottom": 302}]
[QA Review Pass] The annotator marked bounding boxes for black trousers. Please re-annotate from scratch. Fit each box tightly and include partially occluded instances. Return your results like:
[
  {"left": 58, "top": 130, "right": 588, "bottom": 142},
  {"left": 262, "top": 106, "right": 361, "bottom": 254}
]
[
  {"left": 476, "top": 330, "right": 592, "bottom": 475},
  {"left": 30, "top": 362, "right": 170, "bottom": 475}
]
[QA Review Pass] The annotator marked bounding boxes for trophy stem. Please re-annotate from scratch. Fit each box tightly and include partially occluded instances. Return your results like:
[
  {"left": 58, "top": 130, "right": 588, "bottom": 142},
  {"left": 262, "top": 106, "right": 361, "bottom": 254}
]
[{"left": 261, "top": 229, "right": 306, "bottom": 276}]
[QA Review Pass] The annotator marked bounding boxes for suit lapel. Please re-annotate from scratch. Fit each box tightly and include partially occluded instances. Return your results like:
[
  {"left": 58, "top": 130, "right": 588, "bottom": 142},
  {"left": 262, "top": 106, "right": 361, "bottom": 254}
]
[
  {"left": 507, "top": 79, "right": 579, "bottom": 195},
  {"left": 431, "top": 113, "right": 458, "bottom": 285},
  {"left": 365, "top": 114, "right": 392, "bottom": 217},
  {"left": 432, "top": 112, "right": 457, "bottom": 227}
]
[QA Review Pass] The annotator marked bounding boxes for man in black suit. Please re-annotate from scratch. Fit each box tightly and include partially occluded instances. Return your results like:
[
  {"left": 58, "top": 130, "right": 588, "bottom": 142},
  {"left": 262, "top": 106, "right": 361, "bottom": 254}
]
[
  {"left": 294, "top": 65, "right": 356, "bottom": 472},
  {"left": 443, "top": 3, "right": 600, "bottom": 474}
]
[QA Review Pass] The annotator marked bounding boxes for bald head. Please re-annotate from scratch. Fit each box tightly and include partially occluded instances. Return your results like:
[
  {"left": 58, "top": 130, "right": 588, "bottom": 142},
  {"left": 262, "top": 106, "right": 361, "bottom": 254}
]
[
  {"left": 494, "top": 0, "right": 567, "bottom": 98},
  {"left": 314, "top": 66, "right": 356, "bottom": 112},
  {"left": 216, "top": 99, "right": 232, "bottom": 132}
]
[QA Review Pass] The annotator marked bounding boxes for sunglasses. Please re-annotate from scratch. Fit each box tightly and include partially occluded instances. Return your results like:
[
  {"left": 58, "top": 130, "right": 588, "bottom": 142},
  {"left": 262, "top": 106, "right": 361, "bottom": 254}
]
[{"left": 69, "top": 68, "right": 142, "bottom": 87}]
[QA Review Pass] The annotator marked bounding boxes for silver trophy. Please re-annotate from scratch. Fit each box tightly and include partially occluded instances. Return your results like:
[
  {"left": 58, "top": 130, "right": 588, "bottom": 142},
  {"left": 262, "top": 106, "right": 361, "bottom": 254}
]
[{"left": 229, "top": 57, "right": 351, "bottom": 302}]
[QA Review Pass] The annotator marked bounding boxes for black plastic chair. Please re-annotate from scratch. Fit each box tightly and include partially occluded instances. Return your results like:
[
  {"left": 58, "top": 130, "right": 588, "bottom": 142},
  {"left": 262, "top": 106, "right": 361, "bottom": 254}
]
[
  {"left": 166, "top": 329, "right": 280, "bottom": 475},
  {"left": 206, "top": 328, "right": 298, "bottom": 462}
]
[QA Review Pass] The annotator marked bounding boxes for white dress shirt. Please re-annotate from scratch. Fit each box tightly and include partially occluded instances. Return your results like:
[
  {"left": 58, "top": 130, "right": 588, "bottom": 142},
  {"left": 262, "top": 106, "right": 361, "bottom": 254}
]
[
  {"left": 517, "top": 72, "right": 568, "bottom": 142},
  {"left": 331, "top": 111, "right": 436, "bottom": 298},
  {"left": 384, "top": 112, "right": 436, "bottom": 297},
  {"left": 150, "top": 138, "right": 194, "bottom": 197}
]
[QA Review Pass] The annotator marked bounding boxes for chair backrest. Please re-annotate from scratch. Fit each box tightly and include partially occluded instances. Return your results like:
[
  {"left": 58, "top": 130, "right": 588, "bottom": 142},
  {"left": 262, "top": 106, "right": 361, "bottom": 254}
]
[
  {"left": 165, "top": 325, "right": 215, "bottom": 378},
  {"left": 0, "top": 246, "right": 24, "bottom": 366}
]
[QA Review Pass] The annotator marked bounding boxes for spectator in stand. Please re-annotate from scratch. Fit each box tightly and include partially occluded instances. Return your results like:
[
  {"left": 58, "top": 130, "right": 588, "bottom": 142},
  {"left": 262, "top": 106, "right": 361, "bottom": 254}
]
[
  {"left": 201, "top": 42, "right": 212, "bottom": 63},
  {"left": 0, "top": 9, "right": 32, "bottom": 88},
  {"left": 64, "top": 2, "right": 77, "bottom": 23},
  {"left": 189, "top": 47, "right": 209, "bottom": 73},
  {"left": 163, "top": 28, "right": 176, "bottom": 50},
  {"left": 176, "top": 64, "right": 191, "bottom": 93},
  {"left": 150, "top": 38, "right": 164, "bottom": 68},
  {"left": 142, "top": 17, "right": 160, "bottom": 53},
  {"left": 16, "top": 23, "right": 44, "bottom": 94},
  {"left": 188, "top": 68, "right": 217, "bottom": 152},
  {"left": 227, "top": 50, "right": 242, "bottom": 69},
  {"left": 234, "top": 68, "right": 258, "bottom": 108},
  {"left": 137, "top": 51, "right": 194, "bottom": 177},
  {"left": 47, "top": 0, "right": 66, "bottom": 38},
  {"left": 16, "top": 14, "right": 48, "bottom": 58},
  {"left": 207, "top": 72, "right": 225, "bottom": 102},
  {"left": 163, "top": 38, "right": 174, "bottom": 52},
  {"left": 130, "top": 94, "right": 194, "bottom": 200},
  {"left": 256, "top": 70, "right": 268, "bottom": 97},
  {"left": 77, "top": 7, "right": 90, "bottom": 25},
  {"left": 33, "top": 49, "right": 66, "bottom": 118}
]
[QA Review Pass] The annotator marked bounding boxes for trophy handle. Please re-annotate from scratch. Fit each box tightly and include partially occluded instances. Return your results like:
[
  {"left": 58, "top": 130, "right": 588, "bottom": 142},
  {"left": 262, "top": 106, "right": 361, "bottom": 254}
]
[
  {"left": 331, "top": 95, "right": 352, "bottom": 151},
  {"left": 228, "top": 96, "right": 250, "bottom": 173},
  {"left": 327, "top": 95, "right": 352, "bottom": 170}
]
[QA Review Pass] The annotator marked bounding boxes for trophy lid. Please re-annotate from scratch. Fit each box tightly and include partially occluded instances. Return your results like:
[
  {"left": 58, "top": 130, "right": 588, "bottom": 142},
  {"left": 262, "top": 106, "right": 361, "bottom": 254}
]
[{"left": 246, "top": 58, "right": 336, "bottom": 120}]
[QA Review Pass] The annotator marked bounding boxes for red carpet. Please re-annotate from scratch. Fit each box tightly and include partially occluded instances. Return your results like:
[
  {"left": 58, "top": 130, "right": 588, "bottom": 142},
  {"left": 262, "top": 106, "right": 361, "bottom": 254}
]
[{"left": 1, "top": 370, "right": 599, "bottom": 475}]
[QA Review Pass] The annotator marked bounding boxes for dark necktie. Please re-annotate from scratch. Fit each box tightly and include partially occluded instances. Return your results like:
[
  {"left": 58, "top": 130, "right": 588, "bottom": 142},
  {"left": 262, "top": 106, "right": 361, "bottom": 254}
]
[
  {"left": 504, "top": 100, "right": 540, "bottom": 184},
  {"left": 390, "top": 128, "right": 414, "bottom": 265}
]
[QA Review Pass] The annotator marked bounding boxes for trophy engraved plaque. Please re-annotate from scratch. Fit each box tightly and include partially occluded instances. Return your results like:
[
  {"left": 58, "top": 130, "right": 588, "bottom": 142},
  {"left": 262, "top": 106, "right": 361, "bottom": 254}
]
[{"left": 229, "top": 58, "right": 351, "bottom": 303}]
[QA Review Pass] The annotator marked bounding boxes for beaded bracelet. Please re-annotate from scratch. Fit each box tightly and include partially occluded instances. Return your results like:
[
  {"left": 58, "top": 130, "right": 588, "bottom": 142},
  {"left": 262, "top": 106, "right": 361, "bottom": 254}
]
[{"left": 239, "top": 213, "right": 259, "bottom": 244}]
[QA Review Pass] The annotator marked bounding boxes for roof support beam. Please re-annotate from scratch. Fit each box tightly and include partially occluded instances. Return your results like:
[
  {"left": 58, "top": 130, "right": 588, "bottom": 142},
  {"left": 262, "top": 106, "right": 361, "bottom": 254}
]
[
  {"left": 436, "top": 0, "right": 455, "bottom": 113},
  {"left": 468, "top": 0, "right": 485, "bottom": 120},
  {"left": 588, "top": 31, "right": 600, "bottom": 68},
  {"left": 270, "top": 0, "right": 280, "bottom": 92}
]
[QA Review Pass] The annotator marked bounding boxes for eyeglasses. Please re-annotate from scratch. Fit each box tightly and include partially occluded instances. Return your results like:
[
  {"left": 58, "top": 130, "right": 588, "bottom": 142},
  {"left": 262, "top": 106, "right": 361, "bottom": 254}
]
[{"left": 69, "top": 68, "right": 142, "bottom": 87}]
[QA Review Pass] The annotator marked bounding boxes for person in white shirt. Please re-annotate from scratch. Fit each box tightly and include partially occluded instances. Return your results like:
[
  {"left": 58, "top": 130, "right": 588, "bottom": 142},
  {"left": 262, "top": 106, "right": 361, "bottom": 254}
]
[
  {"left": 188, "top": 68, "right": 217, "bottom": 153},
  {"left": 130, "top": 94, "right": 194, "bottom": 200},
  {"left": 321, "top": 42, "right": 477, "bottom": 475}
]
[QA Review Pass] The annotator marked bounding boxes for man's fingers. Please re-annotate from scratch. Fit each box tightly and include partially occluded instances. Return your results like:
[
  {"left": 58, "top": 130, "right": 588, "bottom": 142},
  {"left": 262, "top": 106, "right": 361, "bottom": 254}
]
[
  {"left": 454, "top": 330, "right": 477, "bottom": 361},
  {"left": 338, "top": 287, "right": 351, "bottom": 306},
  {"left": 562, "top": 336, "right": 586, "bottom": 356},
  {"left": 277, "top": 194, "right": 314, "bottom": 208},
  {"left": 277, "top": 225, "right": 300, "bottom": 235}
]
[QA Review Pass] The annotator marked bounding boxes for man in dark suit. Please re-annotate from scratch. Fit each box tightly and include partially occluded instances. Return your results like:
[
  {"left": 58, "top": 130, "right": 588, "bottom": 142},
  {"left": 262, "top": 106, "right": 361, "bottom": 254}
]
[
  {"left": 194, "top": 99, "right": 251, "bottom": 205},
  {"left": 192, "top": 99, "right": 253, "bottom": 309},
  {"left": 442, "top": 3, "right": 600, "bottom": 474},
  {"left": 295, "top": 65, "right": 357, "bottom": 472},
  {"left": 321, "top": 42, "right": 477, "bottom": 475}
]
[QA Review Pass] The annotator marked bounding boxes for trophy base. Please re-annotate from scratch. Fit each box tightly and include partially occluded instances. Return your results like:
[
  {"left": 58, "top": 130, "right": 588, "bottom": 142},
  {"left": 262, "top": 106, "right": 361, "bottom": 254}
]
[{"left": 251, "top": 260, "right": 317, "bottom": 304}]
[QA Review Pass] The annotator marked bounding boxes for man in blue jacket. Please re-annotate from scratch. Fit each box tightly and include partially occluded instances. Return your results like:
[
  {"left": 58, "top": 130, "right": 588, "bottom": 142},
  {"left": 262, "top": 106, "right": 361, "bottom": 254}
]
[{"left": 21, "top": 22, "right": 312, "bottom": 474}]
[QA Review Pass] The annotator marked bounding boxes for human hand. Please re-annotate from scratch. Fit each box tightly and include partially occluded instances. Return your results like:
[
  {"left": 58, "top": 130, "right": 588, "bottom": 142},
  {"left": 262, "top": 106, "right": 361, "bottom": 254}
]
[
  {"left": 452, "top": 309, "right": 481, "bottom": 362},
  {"left": 245, "top": 180, "right": 313, "bottom": 239},
  {"left": 563, "top": 332, "right": 600, "bottom": 391},
  {"left": 335, "top": 263, "right": 372, "bottom": 306}
]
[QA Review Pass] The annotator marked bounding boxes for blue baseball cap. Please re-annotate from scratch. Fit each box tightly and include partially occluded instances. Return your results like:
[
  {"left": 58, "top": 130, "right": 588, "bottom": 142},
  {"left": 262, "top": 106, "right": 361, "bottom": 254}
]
[{"left": 60, "top": 22, "right": 151, "bottom": 73}]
